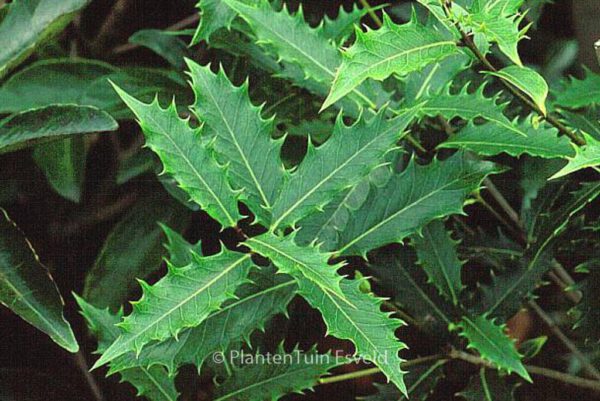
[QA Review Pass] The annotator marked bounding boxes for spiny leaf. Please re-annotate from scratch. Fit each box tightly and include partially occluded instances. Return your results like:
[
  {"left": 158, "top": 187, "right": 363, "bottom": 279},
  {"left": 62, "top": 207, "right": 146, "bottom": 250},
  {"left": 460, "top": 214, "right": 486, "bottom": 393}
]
[
  {"left": 75, "top": 295, "right": 179, "bottom": 401},
  {"left": 221, "top": 0, "right": 378, "bottom": 109},
  {"left": 186, "top": 60, "right": 284, "bottom": 224},
  {"left": 412, "top": 220, "right": 464, "bottom": 306},
  {"left": 83, "top": 196, "right": 190, "bottom": 311},
  {"left": 0, "top": 105, "right": 117, "bottom": 154},
  {"left": 161, "top": 224, "right": 203, "bottom": 268},
  {"left": 418, "top": 83, "right": 525, "bottom": 137},
  {"left": 571, "top": 259, "right": 600, "bottom": 343},
  {"left": 213, "top": 345, "right": 342, "bottom": 401},
  {"left": 335, "top": 151, "right": 500, "bottom": 257},
  {"left": 0, "top": 0, "right": 89, "bottom": 78},
  {"left": 322, "top": 13, "right": 458, "bottom": 110},
  {"left": 113, "top": 84, "right": 242, "bottom": 227},
  {"left": 487, "top": 65, "right": 548, "bottom": 115},
  {"left": 316, "top": 3, "right": 371, "bottom": 44},
  {"left": 464, "top": 0, "right": 529, "bottom": 66},
  {"left": 108, "top": 265, "right": 296, "bottom": 375},
  {"left": 550, "top": 133, "right": 600, "bottom": 179},
  {"left": 0, "top": 209, "right": 79, "bottom": 353},
  {"left": 92, "top": 249, "right": 253, "bottom": 368},
  {"left": 481, "top": 182, "right": 600, "bottom": 320},
  {"left": 191, "top": 0, "right": 239, "bottom": 45},
  {"left": 439, "top": 115, "right": 575, "bottom": 159},
  {"left": 553, "top": 68, "right": 600, "bottom": 109},
  {"left": 453, "top": 315, "right": 530, "bottom": 381},
  {"left": 244, "top": 232, "right": 347, "bottom": 302},
  {"left": 295, "top": 179, "right": 370, "bottom": 250},
  {"left": 270, "top": 107, "right": 417, "bottom": 231},
  {"left": 369, "top": 249, "right": 456, "bottom": 338},
  {"left": 363, "top": 360, "right": 446, "bottom": 401},
  {"left": 558, "top": 108, "right": 600, "bottom": 141},
  {"left": 297, "top": 276, "right": 408, "bottom": 395},
  {"left": 458, "top": 368, "right": 518, "bottom": 401}
]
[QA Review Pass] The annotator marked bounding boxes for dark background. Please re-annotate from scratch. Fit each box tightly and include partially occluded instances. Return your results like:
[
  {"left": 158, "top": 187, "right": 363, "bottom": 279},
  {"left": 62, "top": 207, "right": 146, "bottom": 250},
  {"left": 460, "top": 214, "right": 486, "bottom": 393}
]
[{"left": 1, "top": 1, "right": 599, "bottom": 400}]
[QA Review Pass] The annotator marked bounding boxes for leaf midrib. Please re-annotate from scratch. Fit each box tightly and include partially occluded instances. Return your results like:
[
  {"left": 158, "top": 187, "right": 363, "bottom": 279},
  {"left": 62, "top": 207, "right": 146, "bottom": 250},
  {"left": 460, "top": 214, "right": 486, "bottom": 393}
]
[
  {"left": 195, "top": 72, "right": 272, "bottom": 209},
  {"left": 144, "top": 110, "right": 236, "bottom": 226},
  {"left": 337, "top": 169, "right": 486, "bottom": 254}
]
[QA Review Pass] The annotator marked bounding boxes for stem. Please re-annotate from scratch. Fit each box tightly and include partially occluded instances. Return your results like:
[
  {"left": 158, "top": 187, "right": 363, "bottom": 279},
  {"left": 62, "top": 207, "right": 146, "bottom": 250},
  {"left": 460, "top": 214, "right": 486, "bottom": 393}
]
[
  {"left": 358, "top": 0, "right": 383, "bottom": 27},
  {"left": 442, "top": 1, "right": 585, "bottom": 146},
  {"left": 450, "top": 349, "right": 600, "bottom": 392},
  {"left": 72, "top": 351, "right": 105, "bottom": 401},
  {"left": 318, "top": 354, "right": 444, "bottom": 385},
  {"left": 528, "top": 300, "right": 600, "bottom": 380}
]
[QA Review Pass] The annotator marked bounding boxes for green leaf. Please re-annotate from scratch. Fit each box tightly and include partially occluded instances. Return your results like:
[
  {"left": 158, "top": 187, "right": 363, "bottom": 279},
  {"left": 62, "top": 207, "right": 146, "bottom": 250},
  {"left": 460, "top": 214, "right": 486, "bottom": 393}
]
[
  {"left": 83, "top": 196, "right": 190, "bottom": 311},
  {"left": 482, "top": 182, "right": 600, "bottom": 320},
  {"left": 32, "top": 137, "right": 86, "bottom": 203},
  {"left": 412, "top": 220, "right": 464, "bottom": 306},
  {"left": 192, "top": 0, "right": 238, "bottom": 45},
  {"left": 270, "top": 107, "right": 417, "bottom": 231},
  {"left": 213, "top": 345, "right": 342, "bottom": 401},
  {"left": 221, "top": 0, "right": 377, "bottom": 109},
  {"left": 550, "top": 133, "right": 600, "bottom": 179},
  {"left": 316, "top": 3, "right": 371, "bottom": 44},
  {"left": 92, "top": 249, "right": 253, "bottom": 368},
  {"left": 0, "top": 105, "right": 117, "bottom": 154},
  {"left": 109, "top": 265, "right": 297, "bottom": 374},
  {"left": 128, "top": 29, "right": 191, "bottom": 70},
  {"left": 479, "top": 251, "right": 552, "bottom": 320},
  {"left": 364, "top": 360, "right": 446, "bottom": 401},
  {"left": 571, "top": 259, "right": 600, "bottom": 343},
  {"left": 439, "top": 115, "right": 575, "bottom": 159},
  {"left": 322, "top": 13, "right": 457, "bottom": 110},
  {"left": 0, "top": 59, "right": 188, "bottom": 118},
  {"left": 453, "top": 315, "right": 530, "bottom": 381},
  {"left": 336, "top": 151, "right": 500, "bottom": 256},
  {"left": 113, "top": 85, "right": 242, "bottom": 227},
  {"left": 75, "top": 295, "right": 179, "bottom": 401},
  {"left": 464, "top": 0, "right": 528, "bottom": 66},
  {"left": 297, "top": 276, "right": 408, "bottom": 395},
  {"left": 186, "top": 60, "right": 284, "bottom": 224},
  {"left": 419, "top": 84, "right": 527, "bottom": 138},
  {"left": 487, "top": 66, "right": 548, "bottom": 115},
  {"left": 118, "top": 367, "right": 179, "bottom": 401},
  {"left": 519, "top": 336, "right": 548, "bottom": 360},
  {"left": 554, "top": 69, "right": 600, "bottom": 109},
  {"left": 244, "top": 232, "right": 347, "bottom": 303},
  {"left": 0, "top": 209, "right": 78, "bottom": 352},
  {"left": 559, "top": 108, "right": 600, "bottom": 141},
  {"left": 0, "top": 0, "right": 89, "bottom": 78},
  {"left": 458, "top": 368, "right": 518, "bottom": 401},
  {"left": 161, "top": 224, "right": 203, "bottom": 268},
  {"left": 369, "top": 250, "right": 455, "bottom": 337},
  {"left": 295, "top": 179, "right": 370, "bottom": 250}
]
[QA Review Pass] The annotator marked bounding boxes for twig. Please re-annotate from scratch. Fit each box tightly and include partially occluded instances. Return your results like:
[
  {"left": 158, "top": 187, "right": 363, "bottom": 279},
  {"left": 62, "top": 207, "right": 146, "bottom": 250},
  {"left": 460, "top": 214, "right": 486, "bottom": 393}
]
[
  {"left": 528, "top": 300, "right": 600, "bottom": 380},
  {"left": 358, "top": 0, "right": 383, "bottom": 27},
  {"left": 442, "top": 0, "right": 585, "bottom": 146},
  {"left": 92, "top": 0, "right": 133, "bottom": 53},
  {"left": 450, "top": 349, "right": 600, "bottom": 392},
  {"left": 72, "top": 351, "right": 105, "bottom": 401},
  {"left": 56, "top": 192, "right": 138, "bottom": 237},
  {"left": 318, "top": 354, "right": 444, "bottom": 385}
]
